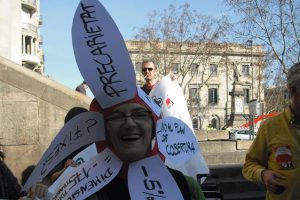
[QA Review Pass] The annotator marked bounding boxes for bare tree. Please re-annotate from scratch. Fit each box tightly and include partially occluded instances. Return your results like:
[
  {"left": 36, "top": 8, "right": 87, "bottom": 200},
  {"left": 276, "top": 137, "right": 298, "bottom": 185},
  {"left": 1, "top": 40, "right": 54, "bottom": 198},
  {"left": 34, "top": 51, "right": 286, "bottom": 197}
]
[
  {"left": 133, "top": 3, "right": 231, "bottom": 96},
  {"left": 224, "top": 0, "right": 300, "bottom": 77},
  {"left": 224, "top": 0, "right": 300, "bottom": 112}
]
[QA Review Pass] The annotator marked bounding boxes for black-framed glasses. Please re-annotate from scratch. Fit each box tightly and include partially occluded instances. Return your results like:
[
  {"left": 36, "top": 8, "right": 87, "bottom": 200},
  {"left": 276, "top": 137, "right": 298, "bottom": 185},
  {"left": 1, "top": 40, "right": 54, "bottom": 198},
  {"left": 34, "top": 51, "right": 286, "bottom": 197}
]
[
  {"left": 142, "top": 68, "right": 154, "bottom": 72},
  {"left": 106, "top": 110, "right": 152, "bottom": 123}
]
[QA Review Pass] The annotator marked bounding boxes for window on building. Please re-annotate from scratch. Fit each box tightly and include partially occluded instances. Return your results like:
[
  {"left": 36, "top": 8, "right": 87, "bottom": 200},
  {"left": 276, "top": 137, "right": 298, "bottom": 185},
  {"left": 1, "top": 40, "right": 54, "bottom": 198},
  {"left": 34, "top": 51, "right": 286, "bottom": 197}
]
[
  {"left": 25, "top": 36, "right": 32, "bottom": 54},
  {"left": 208, "top": 88, "right": 218, "bottom": 104},
  {"left": 172, "top": 63, "right": 179, "bottom": 74},
  {"left": 192, "top": 118, "right": 198, "bottom": 129},
  {"left": 33, "top": 38, "right": 36, "bottom": 56},
  {"left": 211, "top": 118, "right": 217, "bottom": 129},
  {"left": 190, "top": 63, "right": 199, "bottom": 74},
  {"left": 210, "top": 64, "right": 218, "bottom": 75},
  {"left": 242, "top": 64, "right": 250, "bottom": 75},
  {"left": 189, "top": 87, "right": 199, "bottom": 103},
  {"left": 244, "top": 88, "right": 250, "bottom": 103},
  {"left": 22, "top": 36, "right": 24, "bottom": 54}
]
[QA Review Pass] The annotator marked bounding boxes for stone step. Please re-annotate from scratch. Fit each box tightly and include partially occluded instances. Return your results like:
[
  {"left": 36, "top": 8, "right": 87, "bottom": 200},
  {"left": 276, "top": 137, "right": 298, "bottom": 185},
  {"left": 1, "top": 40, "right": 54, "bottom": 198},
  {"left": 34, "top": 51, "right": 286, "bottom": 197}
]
[
  {"left": 223, "top": 191, "right": 265, "bottom": 200},
  {"left": 219, "top": 177, "right": 266, "bottom": 194},
  {"left": 203, "top": 176, "right": 261, "bottom": 192},
  {"left": 209, "top": 164, "right": 244, "bottom": 178},
  {"left": 204, "top": 151, "right": 247, "bottom": 166},
  {"left": 204, "top": 164, "right": 266, "bottom": 200}
]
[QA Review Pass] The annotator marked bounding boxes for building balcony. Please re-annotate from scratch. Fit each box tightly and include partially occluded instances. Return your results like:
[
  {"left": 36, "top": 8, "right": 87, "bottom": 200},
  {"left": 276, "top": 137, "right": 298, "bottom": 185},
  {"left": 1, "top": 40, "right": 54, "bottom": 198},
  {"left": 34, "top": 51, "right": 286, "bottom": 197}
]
[
  {"left": 22, "top": 22, "right": 38, "bottom": 35},
  {"left": 21, "top": 0, "right": 37, "bottom": 13},
  {"left": 22, "top": 53, "right": 40, "bottom": 65}
]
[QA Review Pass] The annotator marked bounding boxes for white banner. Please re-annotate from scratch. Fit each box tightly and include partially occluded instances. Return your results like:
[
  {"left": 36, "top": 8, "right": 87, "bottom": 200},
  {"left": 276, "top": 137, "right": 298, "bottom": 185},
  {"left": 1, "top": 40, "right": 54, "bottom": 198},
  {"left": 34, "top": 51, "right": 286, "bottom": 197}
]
[
  {"left": 72, "top": 0, "right": 136, "bottom": 108},
  {"left": 150, "top": 75, "right": 193, "bottom": 129},
  {"left": 150, "top": 75, "right": 209, "bottom": 178},
  {"left": 128, "top": 156, "right": 183, "bottom": 200},
  {"left": 24, "top": 112, "right": 105, "bottom": 190},
  {"left": 51, "top": 148, "right": 122, "bottom": 200}
]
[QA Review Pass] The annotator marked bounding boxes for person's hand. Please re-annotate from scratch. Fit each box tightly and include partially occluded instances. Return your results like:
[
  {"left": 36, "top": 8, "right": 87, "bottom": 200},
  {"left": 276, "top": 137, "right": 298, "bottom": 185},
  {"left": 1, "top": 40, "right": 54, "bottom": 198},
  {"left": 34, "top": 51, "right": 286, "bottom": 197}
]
[
  {"left": 20, "top": 183, "right": 48, "bottom": 199},
  {"left": 36, "top": 183, "right": 48, "bottom": 198},
  {"left": 51, "top": 159, "right": 77, "bottom": 181},
  {"left": 262, "top": 170, "right": 286, "bottom": 194},
  {"left": 31, "top": 183, "right": 48, "bottom": 199},
  {"left": 64, "top": 159, "right": 77, "bottom": 168},
  {"left": 170, "top": 73, "right": 177, "bottom": 81}
]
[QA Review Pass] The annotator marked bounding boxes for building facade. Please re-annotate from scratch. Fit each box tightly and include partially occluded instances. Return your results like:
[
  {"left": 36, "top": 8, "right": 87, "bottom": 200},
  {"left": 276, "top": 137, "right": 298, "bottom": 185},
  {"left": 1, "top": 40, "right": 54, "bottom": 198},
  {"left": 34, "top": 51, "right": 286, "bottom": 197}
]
[
  {"left": 0, "top": 0, "right": 44, "bottom": 74},
  {"left": 126, "top": 40, "right": 265, "bottom": 130}
]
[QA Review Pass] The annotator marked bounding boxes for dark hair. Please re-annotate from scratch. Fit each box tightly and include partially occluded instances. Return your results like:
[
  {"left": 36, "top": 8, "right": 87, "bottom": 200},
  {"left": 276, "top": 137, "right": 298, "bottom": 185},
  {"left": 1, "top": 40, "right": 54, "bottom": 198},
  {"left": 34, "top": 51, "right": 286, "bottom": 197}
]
[
  {"left": 83, "top": 81, "right": 87, "bottom": 84},
  {"left": 0, "top": 150, "right": 5, "bottom": 160},
  {"left": 142, "top": 59, "right": 156, "bottom": 69},
  {"left": 64, "top": 107, "right": 88, "bottom": 123},
  {"left": 21, "top": 165, "right": 36, "bottom": 186},
  {"left": 287, "top": 63, "right": 300, "bottom": 89}
]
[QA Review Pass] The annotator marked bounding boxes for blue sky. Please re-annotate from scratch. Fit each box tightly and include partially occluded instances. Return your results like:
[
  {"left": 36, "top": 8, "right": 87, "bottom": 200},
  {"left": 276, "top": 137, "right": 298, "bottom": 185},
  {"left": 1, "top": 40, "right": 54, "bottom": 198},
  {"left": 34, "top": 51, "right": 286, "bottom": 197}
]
[{"left": 40, "top": 0, "right": 230, "bottom": 97}]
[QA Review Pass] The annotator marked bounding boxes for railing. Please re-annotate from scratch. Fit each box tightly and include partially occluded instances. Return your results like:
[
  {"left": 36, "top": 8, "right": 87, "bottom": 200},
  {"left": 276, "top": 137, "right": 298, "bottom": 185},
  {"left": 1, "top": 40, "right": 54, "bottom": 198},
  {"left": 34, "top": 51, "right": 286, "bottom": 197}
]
[{"left": 22, "top": 53, "right": 40, "bottom": 65}]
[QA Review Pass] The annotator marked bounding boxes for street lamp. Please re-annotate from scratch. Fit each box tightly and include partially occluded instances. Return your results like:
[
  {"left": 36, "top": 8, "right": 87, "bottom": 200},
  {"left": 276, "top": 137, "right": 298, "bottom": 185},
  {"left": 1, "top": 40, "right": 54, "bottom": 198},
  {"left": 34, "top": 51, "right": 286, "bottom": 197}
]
[{"left": 246, "top": 40, "right": 253, "bottom": 100}]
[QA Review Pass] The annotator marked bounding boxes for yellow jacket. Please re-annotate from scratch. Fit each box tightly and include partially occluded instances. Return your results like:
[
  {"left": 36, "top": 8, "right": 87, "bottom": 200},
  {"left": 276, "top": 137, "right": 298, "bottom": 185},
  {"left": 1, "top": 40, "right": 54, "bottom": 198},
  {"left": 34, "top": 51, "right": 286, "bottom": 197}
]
[{"left": 242, "top": 107, "right": 300, "bottom": 200}]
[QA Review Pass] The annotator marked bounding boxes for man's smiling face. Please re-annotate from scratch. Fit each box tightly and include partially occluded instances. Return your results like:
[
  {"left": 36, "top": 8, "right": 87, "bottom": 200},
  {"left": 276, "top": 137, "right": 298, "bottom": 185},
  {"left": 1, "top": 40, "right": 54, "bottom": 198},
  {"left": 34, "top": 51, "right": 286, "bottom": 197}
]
[{"left": 106, "top": 103, "right": 153, "bottom": 162}]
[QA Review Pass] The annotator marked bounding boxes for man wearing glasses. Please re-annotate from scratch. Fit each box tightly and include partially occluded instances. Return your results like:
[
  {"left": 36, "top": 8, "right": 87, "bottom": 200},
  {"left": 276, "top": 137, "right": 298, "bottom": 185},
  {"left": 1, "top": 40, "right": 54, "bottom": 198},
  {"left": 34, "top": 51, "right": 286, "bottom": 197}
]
[{"left": 141, "top": 60, "right": 158, "bottom": 94}]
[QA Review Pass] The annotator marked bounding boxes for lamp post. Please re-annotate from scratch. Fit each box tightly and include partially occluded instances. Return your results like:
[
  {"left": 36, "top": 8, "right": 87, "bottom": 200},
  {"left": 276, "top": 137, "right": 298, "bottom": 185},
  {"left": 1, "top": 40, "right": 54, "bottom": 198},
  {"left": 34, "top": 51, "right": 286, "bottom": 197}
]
[
  {"left": 248, "top": 99, "right": 258, "bottom": 140},
  {"left": 246, "top": 40, "right": 253, "bottom": 99}
]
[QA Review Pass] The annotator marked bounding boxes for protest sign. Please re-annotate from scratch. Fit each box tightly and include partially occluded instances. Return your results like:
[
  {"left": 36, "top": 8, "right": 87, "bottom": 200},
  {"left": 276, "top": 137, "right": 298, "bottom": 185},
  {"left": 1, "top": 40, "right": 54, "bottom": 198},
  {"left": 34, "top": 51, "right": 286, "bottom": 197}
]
[
  {"left": 72, "top": 0, "right": 136, "bottom": 108},
  {"left": 128, "top": 155, "right": 183, "bottom": 200},
  {"left": 156, "top": 117, "right": 200, "bottom": 163},
  {"left": 48, "top": 143, "right": 98, "bottom": 195},
  {"left": 150, "top": 75, "right": 209, "bottom": 178},
  {"left": 24, "top": 112, "right": 105, "bottom": 190},
  {"left": 51, "top": 148, "right": 122, "bottom": 200}
]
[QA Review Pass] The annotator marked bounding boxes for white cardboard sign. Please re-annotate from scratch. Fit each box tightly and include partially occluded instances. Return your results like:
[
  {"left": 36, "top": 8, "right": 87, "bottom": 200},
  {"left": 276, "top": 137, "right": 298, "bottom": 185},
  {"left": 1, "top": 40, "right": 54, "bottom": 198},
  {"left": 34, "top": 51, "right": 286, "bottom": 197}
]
[
  {"left": 149, "top": 75, "right": 210, "bottom": 178},
  {"left": 72, "top": 0, "right": 136, "bottom": 108},
  {"left": 48, "top": 143, "right": 98, "bottom": 195},
  {"left": 128, "top": 156, "right": 183, "bottom": 200},
  {"left": 24, "top": 112, "right": 105, "bottom": 190},
  {"left": 137, "top": 87, "right": 161, "bottom": 117},
  {"left": 51, "top": 148, "right": 122, "bottom": 200},
  {"left": 72, "top": 143, "right": 98, "bottom": 165},
  {"left": 156, "top": 117, "right": 200, "bottom": 163}
]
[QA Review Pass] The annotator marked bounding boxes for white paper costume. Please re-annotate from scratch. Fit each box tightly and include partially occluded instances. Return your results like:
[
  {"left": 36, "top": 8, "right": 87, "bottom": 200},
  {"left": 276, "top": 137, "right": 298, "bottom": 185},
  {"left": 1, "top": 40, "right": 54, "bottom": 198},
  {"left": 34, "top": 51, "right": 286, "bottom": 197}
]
[{"left": 23, "top": 0, "right": 208, "bottom": 199}]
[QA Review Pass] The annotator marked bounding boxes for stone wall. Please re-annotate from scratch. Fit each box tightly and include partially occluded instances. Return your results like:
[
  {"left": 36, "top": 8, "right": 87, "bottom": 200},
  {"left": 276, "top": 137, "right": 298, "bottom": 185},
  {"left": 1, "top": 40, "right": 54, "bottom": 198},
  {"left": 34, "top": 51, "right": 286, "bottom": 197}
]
[
  {"left": 196, "top": 130, "right": 253, "bottom": 165},
  {"left": 0, "top": 56, "right": 92, "bottom": 180}
]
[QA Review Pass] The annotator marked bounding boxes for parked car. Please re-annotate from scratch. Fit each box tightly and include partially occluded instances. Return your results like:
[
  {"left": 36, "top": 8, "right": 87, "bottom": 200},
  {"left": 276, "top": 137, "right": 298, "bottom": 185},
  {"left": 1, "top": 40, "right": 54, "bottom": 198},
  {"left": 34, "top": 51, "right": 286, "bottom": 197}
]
[{"left": 229, "top": 129, "right": 256, "bottom": 140}]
